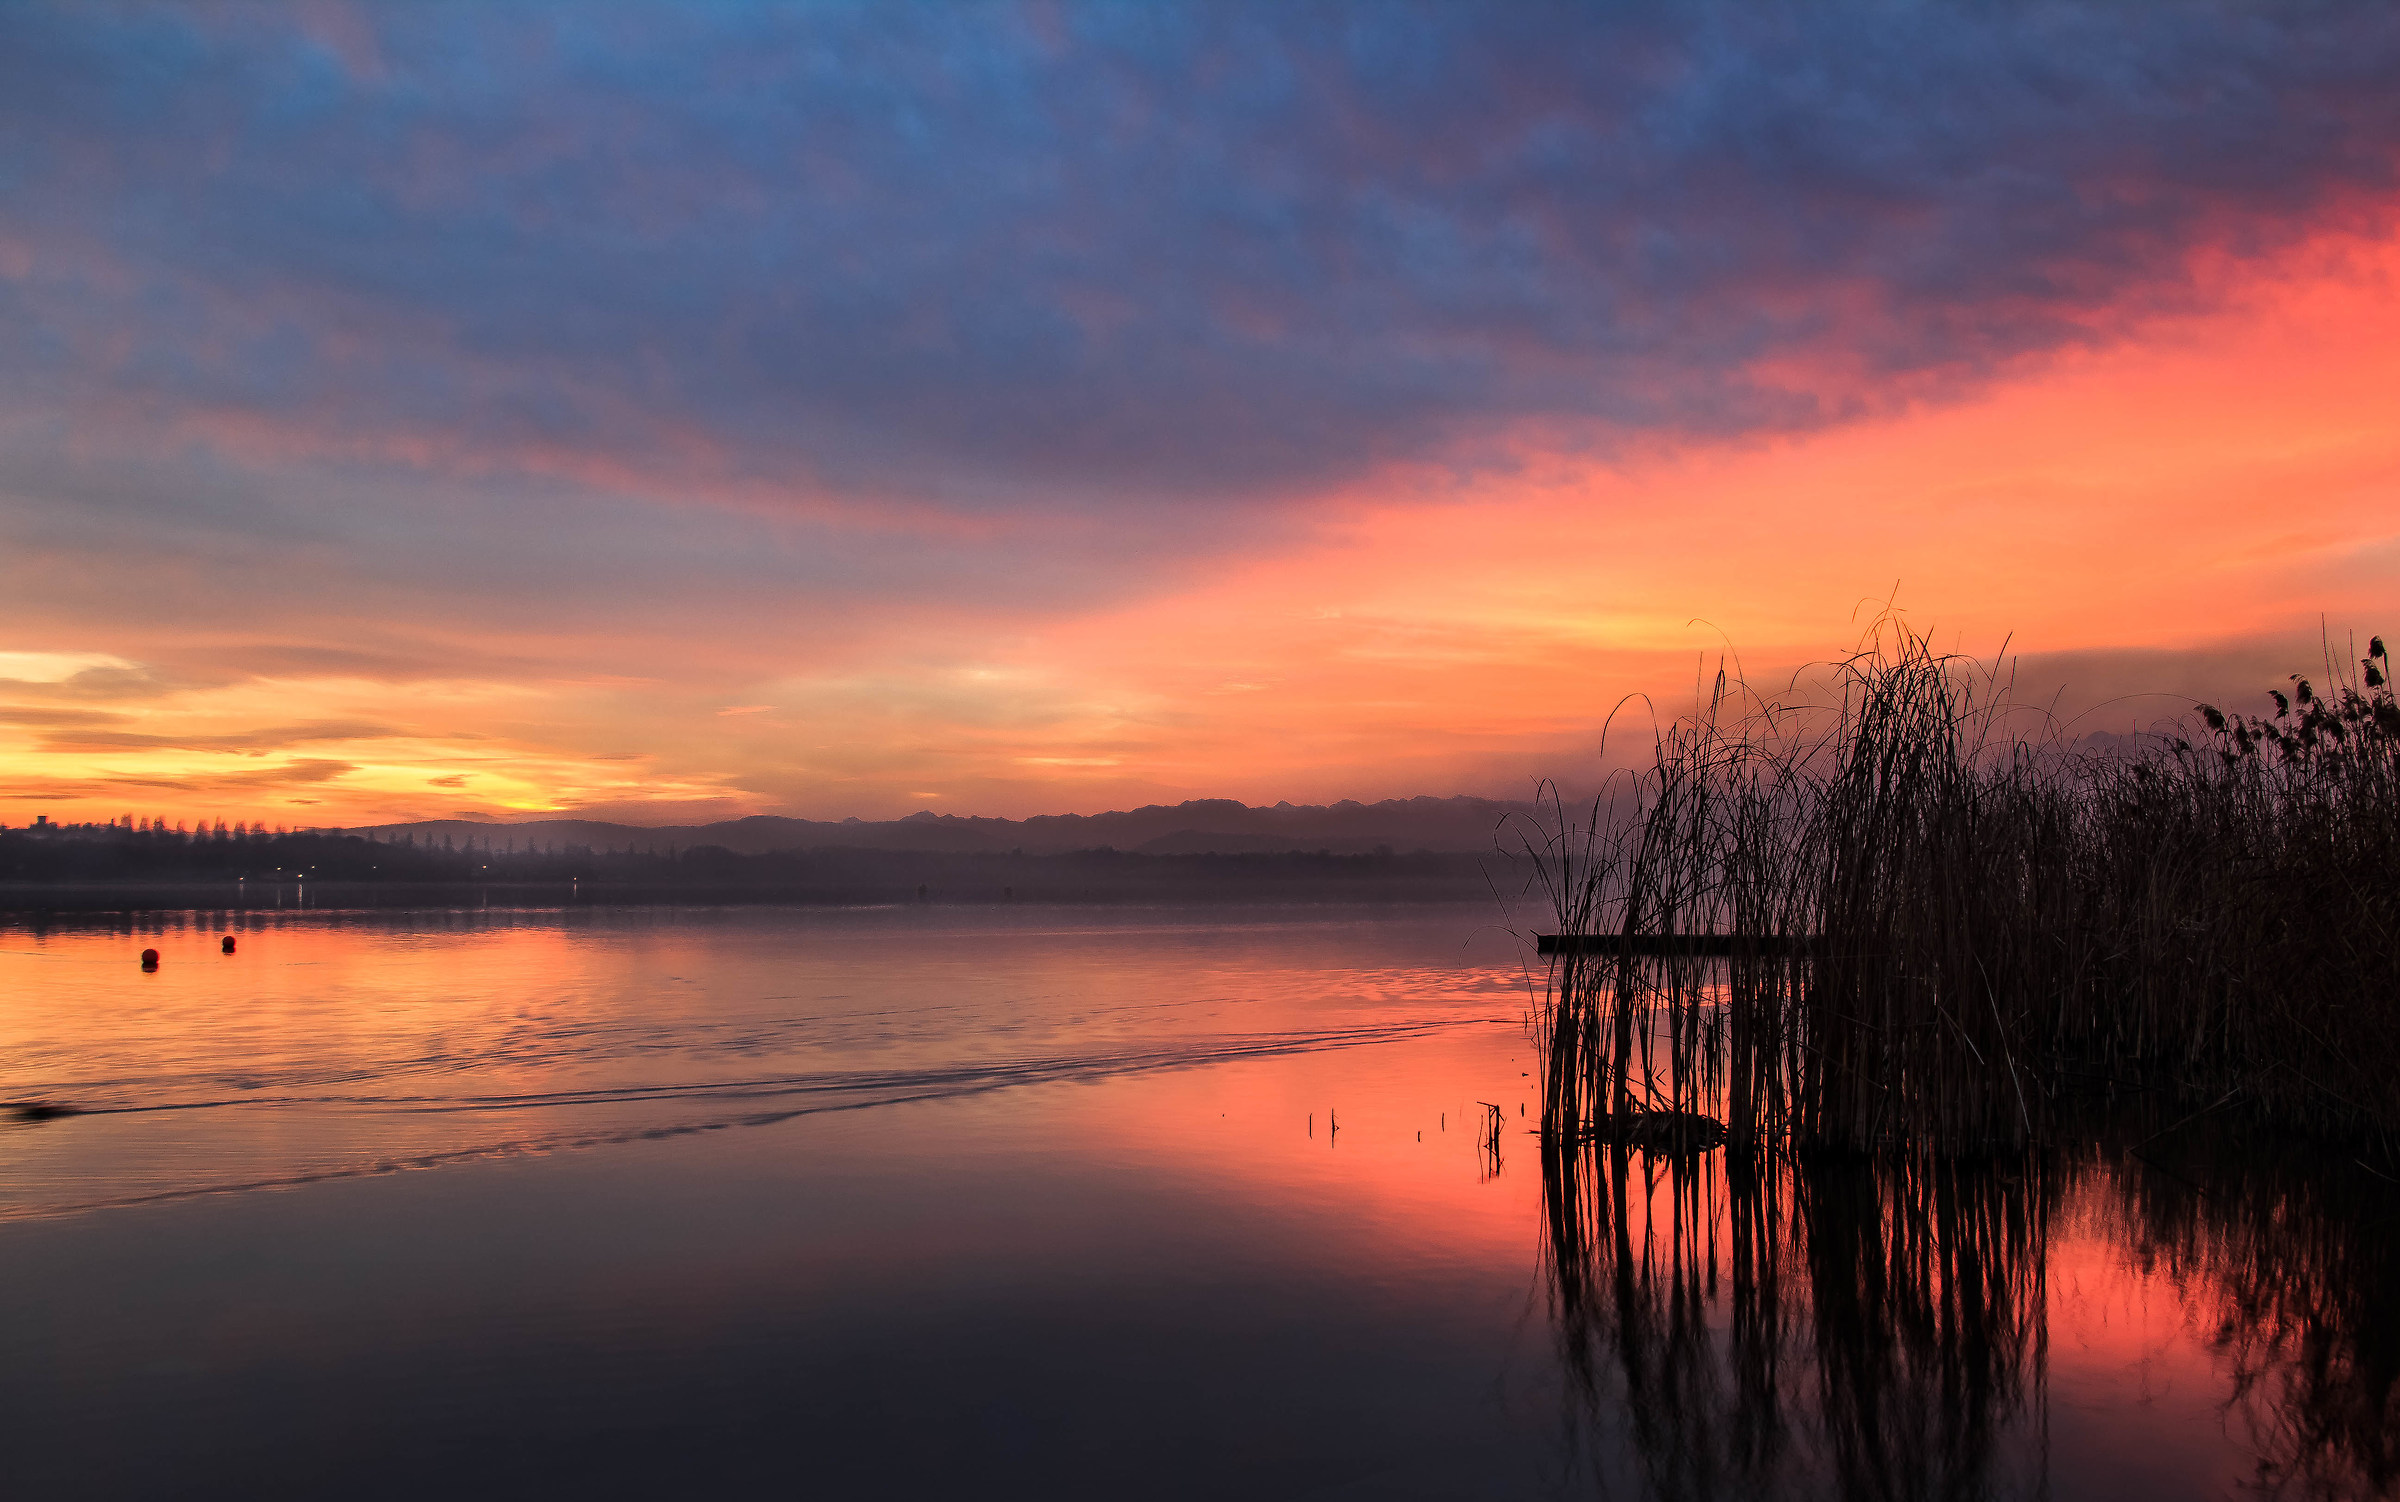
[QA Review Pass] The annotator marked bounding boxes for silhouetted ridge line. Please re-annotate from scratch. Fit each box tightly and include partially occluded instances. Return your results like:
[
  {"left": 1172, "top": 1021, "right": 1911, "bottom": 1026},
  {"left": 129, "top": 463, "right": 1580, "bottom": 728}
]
[{"left": 338, "top": 795, "right": 1540, "bottom": 857}]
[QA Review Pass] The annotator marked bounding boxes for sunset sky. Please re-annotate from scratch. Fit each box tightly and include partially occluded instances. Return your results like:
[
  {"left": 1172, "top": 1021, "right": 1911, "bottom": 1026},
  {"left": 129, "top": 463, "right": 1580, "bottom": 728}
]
[{"left": 4, "top": 2, "right": 2398, "bottom": 826}]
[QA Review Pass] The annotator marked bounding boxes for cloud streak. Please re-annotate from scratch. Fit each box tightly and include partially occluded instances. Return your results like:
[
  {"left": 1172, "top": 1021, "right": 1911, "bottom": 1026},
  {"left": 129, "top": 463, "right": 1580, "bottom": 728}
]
[
  {"left": 29, "top": 720, "right": 399, "bottom": 755},
  {"left": 3, "top": 2, "right": 2398, "bottom": 510}
]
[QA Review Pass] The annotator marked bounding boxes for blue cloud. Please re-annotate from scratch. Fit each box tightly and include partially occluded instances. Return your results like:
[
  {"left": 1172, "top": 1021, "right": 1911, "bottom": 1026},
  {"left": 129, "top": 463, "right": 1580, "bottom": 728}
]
[{"left": 2, "top": 0, "right": 2398, "bottom": 509}]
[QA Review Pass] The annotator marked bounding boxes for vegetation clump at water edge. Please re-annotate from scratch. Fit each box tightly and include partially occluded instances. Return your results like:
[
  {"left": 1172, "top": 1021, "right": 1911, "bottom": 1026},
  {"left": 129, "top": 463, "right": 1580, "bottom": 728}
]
[{"left": 1523, "top": 619, "right": 2400, "bottom": 1156}]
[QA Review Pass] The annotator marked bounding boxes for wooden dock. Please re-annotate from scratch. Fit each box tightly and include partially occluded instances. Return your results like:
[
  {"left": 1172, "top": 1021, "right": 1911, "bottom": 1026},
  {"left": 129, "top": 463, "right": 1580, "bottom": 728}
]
[{"left": 1536, "top": 933, "right": 1819, "bottom": 957}]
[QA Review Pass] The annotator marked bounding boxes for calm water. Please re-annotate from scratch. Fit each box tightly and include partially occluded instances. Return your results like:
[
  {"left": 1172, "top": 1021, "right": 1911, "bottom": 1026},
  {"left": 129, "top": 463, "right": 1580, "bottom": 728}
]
[{"left": 0, "top": 905, "right": 2389, "bottom": 1499}]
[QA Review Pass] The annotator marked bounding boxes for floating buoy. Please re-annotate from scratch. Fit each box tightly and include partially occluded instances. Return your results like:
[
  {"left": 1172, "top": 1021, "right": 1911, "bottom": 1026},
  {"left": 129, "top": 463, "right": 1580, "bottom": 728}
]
[
  {"left": 140, "top": 948, "right": 159, "bottom": 970},
  {"left": 221, "top": 935, "right": 236, "bottom": 954}
]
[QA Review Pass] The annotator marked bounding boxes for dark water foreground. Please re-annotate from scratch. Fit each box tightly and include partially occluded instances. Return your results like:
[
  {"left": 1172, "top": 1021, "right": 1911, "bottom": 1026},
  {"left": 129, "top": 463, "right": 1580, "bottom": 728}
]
[
  {"left": 1540, "top": 1133, "right": 2399, "bottom": 1500},
  {"left": 0, "top": 907, "right": 2390, "bottom": 1498}
]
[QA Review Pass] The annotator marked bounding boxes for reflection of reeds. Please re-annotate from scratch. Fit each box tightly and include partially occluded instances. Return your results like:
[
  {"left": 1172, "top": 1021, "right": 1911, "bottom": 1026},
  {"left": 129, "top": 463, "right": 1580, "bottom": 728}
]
[
  {"left": 2100, "top": 1132, "right": 2400, "bottom": 1499},
  {"left": 1541, "top": 1138, "right": 2049, "bottom": 1501},
  {"left": 1540, "top": 1130, "right": 2400, "bottom": 1501},
  {"left": 1796, "top": 1153, "right": 2048, "bottom": 1502},
  {"left": 1523, "top": 618, "right": 2400, "bottom": 1152}
]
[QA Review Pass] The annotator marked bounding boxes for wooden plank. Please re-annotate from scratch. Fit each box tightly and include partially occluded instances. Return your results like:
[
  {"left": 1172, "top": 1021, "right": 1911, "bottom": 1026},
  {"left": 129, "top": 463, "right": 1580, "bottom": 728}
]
[{"left": 1536, "top": 933, "right": 1818, "bottom": 957}]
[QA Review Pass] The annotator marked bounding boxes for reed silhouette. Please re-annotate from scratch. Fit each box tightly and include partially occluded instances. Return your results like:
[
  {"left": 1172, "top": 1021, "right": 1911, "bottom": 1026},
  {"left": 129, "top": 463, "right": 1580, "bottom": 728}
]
[{"left": 1524, "top": 618, "right": 2400, "bottom": 1153}]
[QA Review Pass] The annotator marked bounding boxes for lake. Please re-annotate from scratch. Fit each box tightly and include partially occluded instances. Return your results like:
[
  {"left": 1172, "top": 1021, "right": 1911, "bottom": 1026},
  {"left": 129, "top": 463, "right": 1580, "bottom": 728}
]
[{"left": 0, "top": 904, "right": 2389, "bottom": 1498}]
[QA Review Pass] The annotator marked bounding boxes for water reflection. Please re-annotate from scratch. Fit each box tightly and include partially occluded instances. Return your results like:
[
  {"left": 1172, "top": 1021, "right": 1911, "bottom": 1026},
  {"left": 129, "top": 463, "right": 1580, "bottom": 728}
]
[
  {"left": 1541, "top": 1132, "right": 2398, "bottom": 1501},
  {"left": 2108, "top": 1135, "right": 2400, "bottom": 1499},
  {"left": 0, "top": 905, "right": 1531, "bottom": 1221},
  {"left": 5, "top": 907, "right": 2394, "bottom": 1496}
]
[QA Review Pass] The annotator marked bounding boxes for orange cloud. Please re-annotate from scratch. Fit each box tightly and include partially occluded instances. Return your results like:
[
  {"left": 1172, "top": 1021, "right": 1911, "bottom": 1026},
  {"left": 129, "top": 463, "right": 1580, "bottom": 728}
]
[
  {"left": 5, "top": 232, "right": 2398, "bottom": 826},
  {"left": 905, "top": 230, "right": 2400, "bottom": 807}
]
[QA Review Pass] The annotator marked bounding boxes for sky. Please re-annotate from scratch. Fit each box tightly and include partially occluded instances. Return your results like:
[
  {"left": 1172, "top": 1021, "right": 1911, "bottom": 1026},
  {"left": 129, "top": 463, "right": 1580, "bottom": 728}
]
[{"left": 3, "top": 0, "right": 2399, "bottom": 827}]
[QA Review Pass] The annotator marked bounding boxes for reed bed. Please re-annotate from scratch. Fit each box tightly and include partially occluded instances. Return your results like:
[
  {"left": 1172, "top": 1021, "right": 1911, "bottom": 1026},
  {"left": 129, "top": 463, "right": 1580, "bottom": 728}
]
[{"left": 1525, "top": 621, "right": 2400, "bottom": 1153}]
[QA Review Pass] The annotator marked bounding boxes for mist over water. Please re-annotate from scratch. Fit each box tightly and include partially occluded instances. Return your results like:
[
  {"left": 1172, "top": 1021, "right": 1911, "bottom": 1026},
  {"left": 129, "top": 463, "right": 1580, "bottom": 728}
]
[{"left": 0, "top": 906, "right": 2386, "bottom": 1498}]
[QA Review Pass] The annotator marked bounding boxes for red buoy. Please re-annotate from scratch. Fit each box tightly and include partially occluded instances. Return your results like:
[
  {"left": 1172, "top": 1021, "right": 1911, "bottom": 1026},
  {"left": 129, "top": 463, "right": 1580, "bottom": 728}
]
[
  {"left": 221, "top": 935, "right": 236, "bottom": 954},
  {"left": 140, "top": 948, "right": 160, "bottom": 970}
]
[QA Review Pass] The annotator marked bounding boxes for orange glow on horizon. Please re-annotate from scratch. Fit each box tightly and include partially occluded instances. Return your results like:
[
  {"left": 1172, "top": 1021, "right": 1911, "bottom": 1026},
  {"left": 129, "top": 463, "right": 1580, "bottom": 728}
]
[{"left": 5, "top": 229, "right": 2398, "bottom": 827}]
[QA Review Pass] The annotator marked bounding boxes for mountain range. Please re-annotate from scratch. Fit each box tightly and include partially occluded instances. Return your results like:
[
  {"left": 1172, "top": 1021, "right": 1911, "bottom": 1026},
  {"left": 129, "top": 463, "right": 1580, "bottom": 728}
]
[{"left": 352, "top": 795, "right": 1551, "bottom": 858}]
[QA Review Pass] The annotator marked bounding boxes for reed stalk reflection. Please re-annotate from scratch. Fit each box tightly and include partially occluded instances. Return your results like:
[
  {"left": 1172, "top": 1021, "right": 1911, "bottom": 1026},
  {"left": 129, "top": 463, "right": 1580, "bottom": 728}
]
[{"left": 1536, "top": 1117, "right": 2399, "bottom": 1500}]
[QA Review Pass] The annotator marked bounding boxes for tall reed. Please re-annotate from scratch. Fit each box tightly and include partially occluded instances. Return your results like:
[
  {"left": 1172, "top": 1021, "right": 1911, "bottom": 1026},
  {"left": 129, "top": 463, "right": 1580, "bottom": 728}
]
[{"left": 1527, "top": 622, "right": 2400, "bottom": 1152}]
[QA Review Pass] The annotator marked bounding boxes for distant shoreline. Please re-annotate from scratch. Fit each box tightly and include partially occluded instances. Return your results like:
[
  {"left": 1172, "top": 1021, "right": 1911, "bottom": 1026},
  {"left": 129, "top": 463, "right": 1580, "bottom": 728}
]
[{"left": 0, "top": 856, "right": 1510, "bottom": 916}]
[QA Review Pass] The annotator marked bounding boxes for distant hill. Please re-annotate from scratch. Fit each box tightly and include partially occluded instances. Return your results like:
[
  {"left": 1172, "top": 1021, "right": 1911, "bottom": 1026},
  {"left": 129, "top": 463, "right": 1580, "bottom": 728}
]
[{"left": 350, "top": 795, "right": 1549, "bottom": 857}]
